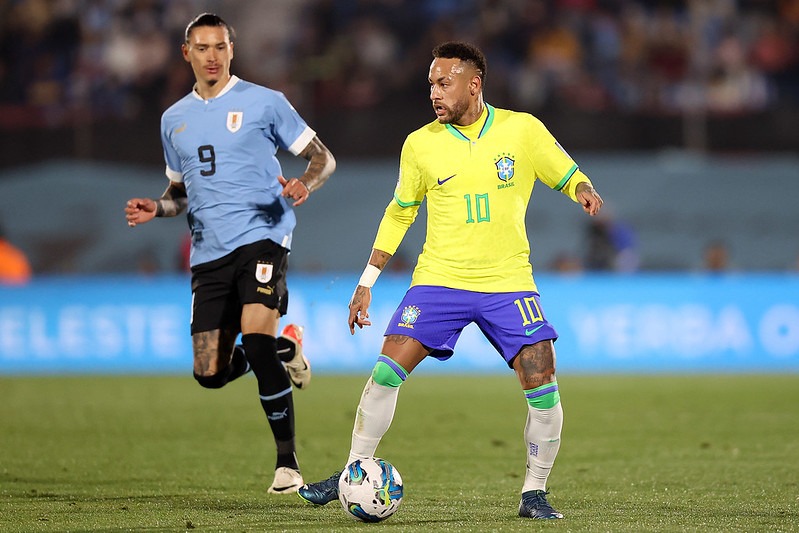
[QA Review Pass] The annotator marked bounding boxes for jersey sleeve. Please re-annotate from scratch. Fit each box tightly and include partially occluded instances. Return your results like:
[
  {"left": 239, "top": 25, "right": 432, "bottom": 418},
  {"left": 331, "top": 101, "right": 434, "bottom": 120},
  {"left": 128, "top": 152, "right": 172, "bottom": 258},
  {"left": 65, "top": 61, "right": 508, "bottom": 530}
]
[
  {"left": 527, "top": 116, "right": 591, "bottom": 202},
  {"left": 269, "top": 91, "right": 316, "bottom": 155},
  {"left": 160, "top": 114, "right": 183, "bottom": 182},
  {"left": 372, "top": 138, "right": 425, "bottom": 255}
]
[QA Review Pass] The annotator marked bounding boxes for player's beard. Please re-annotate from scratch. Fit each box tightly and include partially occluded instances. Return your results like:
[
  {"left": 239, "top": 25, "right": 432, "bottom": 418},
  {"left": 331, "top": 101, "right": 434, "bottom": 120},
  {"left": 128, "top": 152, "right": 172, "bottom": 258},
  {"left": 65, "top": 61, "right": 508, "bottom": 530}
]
[{"left": 437, "top": 97, "right": 470, "bottom": 125}]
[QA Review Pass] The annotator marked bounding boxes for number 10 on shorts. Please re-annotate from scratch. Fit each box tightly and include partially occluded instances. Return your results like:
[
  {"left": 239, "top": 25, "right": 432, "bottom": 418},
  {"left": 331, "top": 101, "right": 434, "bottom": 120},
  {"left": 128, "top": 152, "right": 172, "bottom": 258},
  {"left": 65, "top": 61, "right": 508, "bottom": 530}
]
[{"left": 514, "top": 296, "right": 542, "bottom": 326}]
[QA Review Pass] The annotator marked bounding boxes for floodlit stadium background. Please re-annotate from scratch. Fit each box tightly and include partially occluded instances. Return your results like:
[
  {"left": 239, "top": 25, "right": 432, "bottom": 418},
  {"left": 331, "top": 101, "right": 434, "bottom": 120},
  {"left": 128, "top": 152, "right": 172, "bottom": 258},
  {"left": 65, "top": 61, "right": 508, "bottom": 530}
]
[{"left": 1, "top": 0, "right": 798, "bottom": 374}]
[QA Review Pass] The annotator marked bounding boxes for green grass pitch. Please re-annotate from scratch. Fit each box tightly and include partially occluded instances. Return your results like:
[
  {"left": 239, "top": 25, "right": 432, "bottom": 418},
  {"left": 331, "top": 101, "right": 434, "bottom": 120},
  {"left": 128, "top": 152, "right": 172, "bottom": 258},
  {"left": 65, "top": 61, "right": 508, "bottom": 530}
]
[{"left": 1, "top": 373, "right": 798, "bottom": 532}]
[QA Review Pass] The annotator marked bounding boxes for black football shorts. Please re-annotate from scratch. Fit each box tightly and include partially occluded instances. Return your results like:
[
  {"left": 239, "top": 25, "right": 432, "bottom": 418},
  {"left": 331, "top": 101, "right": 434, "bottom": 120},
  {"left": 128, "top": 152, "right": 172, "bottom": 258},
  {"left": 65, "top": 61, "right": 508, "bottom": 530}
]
[{"left": 189, "top": 239, "right": 289, "bottom": 334}]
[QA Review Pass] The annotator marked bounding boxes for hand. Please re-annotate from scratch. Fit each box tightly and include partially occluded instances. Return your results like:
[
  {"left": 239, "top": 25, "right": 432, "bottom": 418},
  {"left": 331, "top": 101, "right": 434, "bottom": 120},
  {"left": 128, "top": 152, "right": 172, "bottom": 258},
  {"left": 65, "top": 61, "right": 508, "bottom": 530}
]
[
  {"left": 278, "top": 175, "right": 310, "bottom": 206},
  {"left": 125, "top": 198, "right": 157, "bottom": 227},
  {"left": 576, "top": 182, "right": 603, "bottom": 216},
  {"left": 348, "top": 285, "right": 373, "bottom": 334}
]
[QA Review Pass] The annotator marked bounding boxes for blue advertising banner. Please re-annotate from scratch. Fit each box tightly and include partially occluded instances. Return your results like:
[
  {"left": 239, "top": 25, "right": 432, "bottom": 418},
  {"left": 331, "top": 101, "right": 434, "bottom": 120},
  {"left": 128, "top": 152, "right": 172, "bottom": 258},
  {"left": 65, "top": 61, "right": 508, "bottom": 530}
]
[{"left": 1, "top": 274, "right": 797, "bottom": 374}]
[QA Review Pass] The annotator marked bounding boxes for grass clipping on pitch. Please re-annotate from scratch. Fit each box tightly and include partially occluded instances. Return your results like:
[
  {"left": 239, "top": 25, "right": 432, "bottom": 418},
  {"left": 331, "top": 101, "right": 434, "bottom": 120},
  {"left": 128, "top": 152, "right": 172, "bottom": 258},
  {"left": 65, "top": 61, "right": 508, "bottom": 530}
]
[{"left": 1, "top": 374, "right": 798, "bottom": 532}]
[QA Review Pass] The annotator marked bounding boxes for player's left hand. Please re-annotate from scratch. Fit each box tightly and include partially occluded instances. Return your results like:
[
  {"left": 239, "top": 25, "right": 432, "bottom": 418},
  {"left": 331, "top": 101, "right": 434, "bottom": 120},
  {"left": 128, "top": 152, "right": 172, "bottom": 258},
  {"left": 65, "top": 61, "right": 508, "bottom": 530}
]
[
  {"left": 576, "top": 182, "right": 603, "bottom": 216},
  {"left": 348, "top": 285, "right": 373, "bottom": 334},
  {"left": 278, "top": 175, "right": 310, "bottom": 206}
]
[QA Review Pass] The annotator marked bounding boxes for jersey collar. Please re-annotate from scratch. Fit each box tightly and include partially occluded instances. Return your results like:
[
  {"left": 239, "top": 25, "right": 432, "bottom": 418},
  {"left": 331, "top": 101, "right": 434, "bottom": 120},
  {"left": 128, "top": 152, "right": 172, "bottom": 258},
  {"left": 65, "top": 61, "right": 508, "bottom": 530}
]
[
  {"left": 191, "top": 75, "right": 240, "bottom": 101},
  {"left": 445, "top": 103, "right": 495, "bottom": 142}
]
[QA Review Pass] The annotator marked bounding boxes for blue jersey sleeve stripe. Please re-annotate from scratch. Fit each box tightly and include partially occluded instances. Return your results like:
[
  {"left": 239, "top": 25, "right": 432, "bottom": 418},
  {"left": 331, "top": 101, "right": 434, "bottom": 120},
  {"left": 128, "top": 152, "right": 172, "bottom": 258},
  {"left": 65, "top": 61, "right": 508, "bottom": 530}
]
[
  {"left": 554, "top": 164, "right": 578, "bottom": 191},
  {"left": 393, "top": 193, "right": 422, "bottom": 208}
]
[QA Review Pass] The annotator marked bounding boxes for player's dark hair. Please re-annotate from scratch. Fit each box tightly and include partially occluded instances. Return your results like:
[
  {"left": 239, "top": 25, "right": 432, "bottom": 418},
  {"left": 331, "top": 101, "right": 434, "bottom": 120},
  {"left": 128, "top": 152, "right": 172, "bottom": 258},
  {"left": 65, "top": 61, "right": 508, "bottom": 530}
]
[
  {"left": 185, "top": 13, "right": 235, "bottom": 43},
  {"left": 432, "top": 41, "right": 487, "bottom": 85}
]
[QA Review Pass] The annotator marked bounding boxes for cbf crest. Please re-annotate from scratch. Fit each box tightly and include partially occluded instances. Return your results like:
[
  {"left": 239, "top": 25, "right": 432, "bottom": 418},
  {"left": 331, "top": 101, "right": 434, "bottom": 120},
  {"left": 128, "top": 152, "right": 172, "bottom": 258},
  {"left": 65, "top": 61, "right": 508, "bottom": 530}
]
[
  {"left": 495, "top": 152, "right": 516, "bottom": 189},
  {"left": 227, "top": 111, "right": 243, "bottom": 133},
  {"left": 398, "top": 305, "right": 421, "bottom": 329}
]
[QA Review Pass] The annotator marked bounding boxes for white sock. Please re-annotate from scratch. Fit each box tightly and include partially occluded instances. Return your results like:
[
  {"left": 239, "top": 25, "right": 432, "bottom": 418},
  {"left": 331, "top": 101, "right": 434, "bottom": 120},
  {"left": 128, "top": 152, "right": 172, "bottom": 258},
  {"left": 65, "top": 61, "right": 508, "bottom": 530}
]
[
  {"left": 522, "top": 401, "right": 563, "bottom": 492},
  {"left": 346, "top": 377, "right": 400, "bottom": 467}
]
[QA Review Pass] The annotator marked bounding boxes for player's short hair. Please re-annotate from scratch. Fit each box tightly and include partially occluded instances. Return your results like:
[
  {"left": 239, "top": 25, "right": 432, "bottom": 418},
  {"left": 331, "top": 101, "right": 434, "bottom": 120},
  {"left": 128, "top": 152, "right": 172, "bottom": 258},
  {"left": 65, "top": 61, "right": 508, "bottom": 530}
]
[
  {"left": 185, "top": 13, "right": 235, "bottom": 43},
  {"left": 432, "top": 41, "right": 487, "bottom": 84}
]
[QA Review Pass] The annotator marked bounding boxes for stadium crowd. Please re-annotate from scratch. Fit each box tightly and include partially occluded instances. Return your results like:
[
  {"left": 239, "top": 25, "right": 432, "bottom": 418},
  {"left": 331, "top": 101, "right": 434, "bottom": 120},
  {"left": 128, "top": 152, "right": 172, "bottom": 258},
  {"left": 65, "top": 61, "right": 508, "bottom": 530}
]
[{"left": 1, "top": 0, "right": 798, "bottom": 131}]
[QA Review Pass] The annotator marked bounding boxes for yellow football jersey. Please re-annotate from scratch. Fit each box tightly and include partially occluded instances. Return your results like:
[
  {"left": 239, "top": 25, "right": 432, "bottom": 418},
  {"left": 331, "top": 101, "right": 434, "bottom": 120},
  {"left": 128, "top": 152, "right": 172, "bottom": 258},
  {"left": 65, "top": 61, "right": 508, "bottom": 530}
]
[{"left": 373, "top": 104, "right": 591, "bottom": 292}]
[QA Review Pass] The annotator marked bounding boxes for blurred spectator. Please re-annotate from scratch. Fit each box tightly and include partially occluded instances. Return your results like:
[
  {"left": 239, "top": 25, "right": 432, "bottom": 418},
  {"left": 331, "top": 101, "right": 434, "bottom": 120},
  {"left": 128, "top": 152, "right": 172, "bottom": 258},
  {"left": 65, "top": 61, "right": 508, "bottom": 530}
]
[
  {"left": 583, "top": 213, "right": 638, "bottom": 273},
  {"left": 548, "top": 252, "right": 583, "bottom": 274},
  {"left": 584, "top": 218, "right": 616, "bottom": 271},
  {"left": 0, "top": 0, "right": 81, "bottom": 127},
  {"left": 179, "top": 232, "right": 191, "bottom": 272},
  {"left": 750, "top": 15, "right": 799, "bottom": 106},
  {"left": 136, "top": 250, "right": 160, "bottom": 276},
  {"left": 2, "top": 0, "right": 795, "bottom": 132},
  {"left": 706, "top": 33, "right": 771, "bottom": 113},
  {"left": 384, "top": 251, "right": 413, "bottom": 274},
  {"left": 702, "top": 239, "right": 732, "bottom": 273},
  {"left": 0, "top": 220, "right": 32, "bottom": 284}
]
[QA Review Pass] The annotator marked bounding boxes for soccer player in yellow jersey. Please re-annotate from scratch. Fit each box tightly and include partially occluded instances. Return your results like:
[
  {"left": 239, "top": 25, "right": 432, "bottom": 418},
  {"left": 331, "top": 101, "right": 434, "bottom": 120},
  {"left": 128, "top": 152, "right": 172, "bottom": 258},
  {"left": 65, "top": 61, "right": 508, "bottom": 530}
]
[{"left": 299, "top": 41, "right": 603, "bottom": 519}]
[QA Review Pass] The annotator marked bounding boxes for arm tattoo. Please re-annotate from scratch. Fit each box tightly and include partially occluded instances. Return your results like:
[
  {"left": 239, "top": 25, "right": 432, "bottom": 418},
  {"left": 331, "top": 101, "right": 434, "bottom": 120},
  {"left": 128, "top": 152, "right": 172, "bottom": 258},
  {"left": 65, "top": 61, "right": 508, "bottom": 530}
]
[
  {"left": 155, "top": 182, "right": 188, "bottom": 218},
  {"left": 298, "top": 136, "right": 336, "bottom": 193},
  {"left": 369, "top": 249, "right": 392, "bottom": 270},
  {"left": 351, "top": 286, "right": 368, "bottom": 307},
  {"left": 576, "top": 181, "right": 596, "bottom": 195}
]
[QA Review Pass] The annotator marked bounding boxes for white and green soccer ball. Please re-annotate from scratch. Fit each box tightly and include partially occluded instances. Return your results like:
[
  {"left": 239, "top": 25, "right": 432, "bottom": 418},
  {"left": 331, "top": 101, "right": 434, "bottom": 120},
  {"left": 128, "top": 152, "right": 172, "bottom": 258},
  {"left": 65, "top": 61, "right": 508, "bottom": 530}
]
[{"left": 338, "top": 458, "right": 404, "bottom": 522}]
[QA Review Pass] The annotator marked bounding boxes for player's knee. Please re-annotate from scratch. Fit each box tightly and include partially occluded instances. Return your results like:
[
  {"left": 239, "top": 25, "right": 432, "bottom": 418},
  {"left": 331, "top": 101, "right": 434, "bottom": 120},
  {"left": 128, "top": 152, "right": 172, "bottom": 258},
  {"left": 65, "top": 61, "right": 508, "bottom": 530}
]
[
  {"left": 515, "top": 341, "right": 556, "bottom": 375},
  {"left": 371, "top": 355, "right": 409, "bottom": 388},
  {"left": 194, "top": 370, "right": 229, "bottom": 389}
]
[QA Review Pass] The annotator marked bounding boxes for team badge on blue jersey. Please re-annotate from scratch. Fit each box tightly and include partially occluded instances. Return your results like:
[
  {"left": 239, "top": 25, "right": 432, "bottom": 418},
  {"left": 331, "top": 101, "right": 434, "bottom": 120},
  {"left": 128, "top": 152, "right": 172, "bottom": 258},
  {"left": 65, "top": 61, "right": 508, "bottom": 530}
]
[
  {"left": 495, "top": 154, "right": 515, "bottom": 182},
  {"left": 227, "top": 111, "right": 243, "bottom": 133},
  {"left": 255, "top": 261, "right": 273, "bottom": 283},
  {"left": 398, "top": 305, "right": 421, "bottom": 329}
]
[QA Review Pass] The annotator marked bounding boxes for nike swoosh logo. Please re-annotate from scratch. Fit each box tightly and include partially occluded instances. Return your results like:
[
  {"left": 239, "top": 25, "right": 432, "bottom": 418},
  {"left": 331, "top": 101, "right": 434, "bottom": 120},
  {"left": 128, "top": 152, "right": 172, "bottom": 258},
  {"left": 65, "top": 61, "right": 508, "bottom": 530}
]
[
  {"left": 525, "top": 324, "right": 544, "bottom": 336},
  {"left": 437, "top": 174, "right": 456, "bottom": 185},
  {"left": 269, "top": 484, "right": 299, "bottom": 493}
]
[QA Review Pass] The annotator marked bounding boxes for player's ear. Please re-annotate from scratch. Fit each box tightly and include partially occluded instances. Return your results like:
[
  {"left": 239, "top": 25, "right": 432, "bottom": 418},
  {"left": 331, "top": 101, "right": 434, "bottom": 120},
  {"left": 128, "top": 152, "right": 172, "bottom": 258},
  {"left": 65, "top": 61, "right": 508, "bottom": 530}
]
[
  {"left": 181, "top": 43, "right": 190, "bottom": 63},
  {"left": 229, "top": 41, "right": 234, "bottom": 60},
  {"left": 470, "top": 74, "right": 481, "bottom": 96}
]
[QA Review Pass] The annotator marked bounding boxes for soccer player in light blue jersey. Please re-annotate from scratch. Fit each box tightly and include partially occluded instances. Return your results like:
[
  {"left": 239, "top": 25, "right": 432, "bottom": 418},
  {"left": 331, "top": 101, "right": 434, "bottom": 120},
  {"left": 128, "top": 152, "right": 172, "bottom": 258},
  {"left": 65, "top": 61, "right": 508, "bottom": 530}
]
[
  {"left": 124, "top": 13, "right": 336, "bottom": 494},
  {"left": 298, "top": 41, "right": 603, "bottom": 519}
]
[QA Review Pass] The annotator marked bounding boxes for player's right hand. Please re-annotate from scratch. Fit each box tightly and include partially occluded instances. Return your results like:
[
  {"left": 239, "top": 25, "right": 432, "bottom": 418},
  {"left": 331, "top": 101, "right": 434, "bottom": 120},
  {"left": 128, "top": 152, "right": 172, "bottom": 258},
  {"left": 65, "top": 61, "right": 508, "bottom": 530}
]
[
  {"left": 348, "top": 285, "right": 373, "bottom": 334},
  {"left": 125, "top": 198, "right": 157, "bottom": 227}
]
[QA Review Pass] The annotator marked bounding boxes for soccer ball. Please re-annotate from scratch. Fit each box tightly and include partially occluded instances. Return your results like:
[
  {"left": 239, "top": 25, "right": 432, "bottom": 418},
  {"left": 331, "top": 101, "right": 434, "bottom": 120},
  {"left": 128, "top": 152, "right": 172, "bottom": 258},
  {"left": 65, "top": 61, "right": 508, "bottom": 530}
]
[{"left": 338, "top": 458, "right": 404, "bottom": 522}]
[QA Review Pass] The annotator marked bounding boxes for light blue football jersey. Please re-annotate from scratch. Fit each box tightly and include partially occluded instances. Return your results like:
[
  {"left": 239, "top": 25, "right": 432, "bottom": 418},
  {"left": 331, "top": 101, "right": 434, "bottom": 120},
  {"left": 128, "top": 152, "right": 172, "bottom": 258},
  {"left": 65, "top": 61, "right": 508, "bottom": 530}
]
[{"left": 160, "top": 75, "right": 315, "bottom": 267}]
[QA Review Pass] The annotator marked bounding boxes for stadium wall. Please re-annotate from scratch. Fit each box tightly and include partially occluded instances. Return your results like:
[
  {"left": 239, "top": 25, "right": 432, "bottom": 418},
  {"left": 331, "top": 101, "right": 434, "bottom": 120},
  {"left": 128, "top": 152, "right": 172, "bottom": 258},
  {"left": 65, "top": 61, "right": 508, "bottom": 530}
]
[
  {"left": 1, "top": 153, "right": 798, "bottom": 275},
  {"left": 1, "top": 273, "right": 797, "bottom": 375}
]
